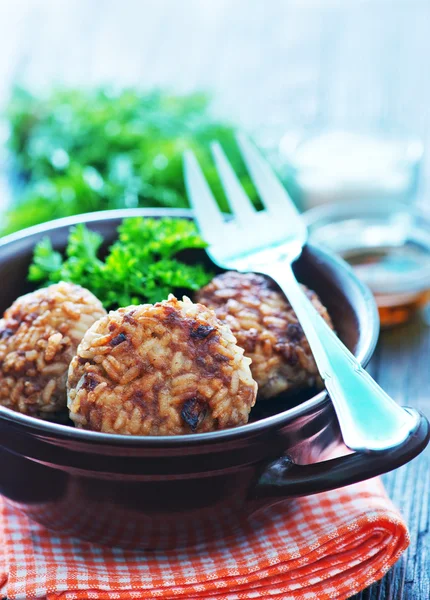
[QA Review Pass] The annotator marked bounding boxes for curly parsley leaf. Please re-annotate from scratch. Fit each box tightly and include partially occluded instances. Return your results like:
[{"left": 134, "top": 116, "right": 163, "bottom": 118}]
[
  {"left": 28, "top": 238, "right": 63, "bottom": 282},
  {"left": 28, "top": 217, "right": 213, "bottom": 309}
]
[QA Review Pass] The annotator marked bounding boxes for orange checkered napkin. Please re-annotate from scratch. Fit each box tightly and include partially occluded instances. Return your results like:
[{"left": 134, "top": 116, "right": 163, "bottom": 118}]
[{"left": 0, "top": 478, "right": 408, "bottom": 600}]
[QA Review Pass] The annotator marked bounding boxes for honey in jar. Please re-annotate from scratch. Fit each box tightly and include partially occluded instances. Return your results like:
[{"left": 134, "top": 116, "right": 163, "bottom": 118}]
[{"left": 304, "top": 201, "right": 430, "bottom": 328}]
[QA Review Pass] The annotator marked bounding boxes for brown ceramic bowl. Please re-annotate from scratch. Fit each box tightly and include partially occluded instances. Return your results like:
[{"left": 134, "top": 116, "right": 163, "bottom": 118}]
[{"left": 0, "top": 208, "right": 428, "bottom": 549}]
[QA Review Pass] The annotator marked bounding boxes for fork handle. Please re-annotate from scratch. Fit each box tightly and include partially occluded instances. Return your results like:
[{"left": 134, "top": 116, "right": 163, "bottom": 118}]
[{"left": 261, "top": 261, "right": 419, "bottom": 452}]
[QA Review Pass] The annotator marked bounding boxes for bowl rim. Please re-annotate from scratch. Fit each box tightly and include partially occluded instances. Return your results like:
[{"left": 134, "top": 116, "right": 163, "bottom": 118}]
[{"left": 0, "top": 208, "right": 380, "bottom": 446}]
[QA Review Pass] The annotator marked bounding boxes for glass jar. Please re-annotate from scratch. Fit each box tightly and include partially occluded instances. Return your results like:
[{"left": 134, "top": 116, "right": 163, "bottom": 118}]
[
  {"left": 278, "top": 129, "right": 423, "bottom": 212},
  {"left": 303, "top": 201, "right": 430, "bottom": 327}
]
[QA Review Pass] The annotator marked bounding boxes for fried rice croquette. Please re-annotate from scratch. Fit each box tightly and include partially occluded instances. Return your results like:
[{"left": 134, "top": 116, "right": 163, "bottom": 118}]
[
  {"left": 67, "top": 295, "right": 257, "bottom": 435},
  {"left": 0, "top": 282, "right": 106, "bottom": 417},
  {"left": 196, "top": 271, "right": 333, "bottom": 399}
]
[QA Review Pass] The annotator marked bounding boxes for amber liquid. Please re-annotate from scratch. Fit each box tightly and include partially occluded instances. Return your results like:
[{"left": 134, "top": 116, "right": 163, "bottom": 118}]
[
  {"left": 343, "top": 245, "right": 430, "bottom": 328},
  {"left": 375, "top": 289, "right": 430, "bottom": 327}
]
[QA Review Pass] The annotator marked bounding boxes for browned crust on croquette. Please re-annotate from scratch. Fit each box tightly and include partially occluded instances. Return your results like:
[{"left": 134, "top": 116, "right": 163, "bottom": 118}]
[
  {"left": 0, "top": 282, "right": 106, "bottom": 417},
  {"left": 196, "top": 272, "right": 333, "bottom": 399},
  {"left": 67, "top": 296, "right": 257, "bottom": 435}
]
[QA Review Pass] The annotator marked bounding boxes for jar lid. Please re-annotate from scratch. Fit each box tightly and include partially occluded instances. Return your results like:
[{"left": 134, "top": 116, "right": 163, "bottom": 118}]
[{"left": 303, "top": 200, "right": 430, "bottom": 295}]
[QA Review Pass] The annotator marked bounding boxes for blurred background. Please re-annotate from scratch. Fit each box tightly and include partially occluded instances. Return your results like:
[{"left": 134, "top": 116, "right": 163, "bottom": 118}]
[
  {"left": 2, "top": 0, "right": 429, "bottom": 138},
  {"left": 2, "top": 0, "right": 430, "bottom": 325}
]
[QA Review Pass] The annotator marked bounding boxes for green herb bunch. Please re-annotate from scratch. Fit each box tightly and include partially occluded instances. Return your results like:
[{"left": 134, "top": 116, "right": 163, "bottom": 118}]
[
  {"left": 28, "top": 217, "right": 213, "bottom": 308},
  {"left": 4, "top": 86, "right": 259, "bottom": 235}
]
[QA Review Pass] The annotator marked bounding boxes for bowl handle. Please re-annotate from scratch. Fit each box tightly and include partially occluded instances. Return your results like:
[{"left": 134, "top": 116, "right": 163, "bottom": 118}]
[{"left": 253, "top": 409, "right": 429, "bottom": 502}]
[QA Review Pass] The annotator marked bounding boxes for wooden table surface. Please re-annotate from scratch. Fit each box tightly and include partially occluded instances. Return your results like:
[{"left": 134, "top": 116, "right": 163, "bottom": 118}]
[
  {"left": 1, "top": 1, "right": 430, "bottom": 598},
  {"left": 350, "top": 319, "right": 430, "bottom": 600}
]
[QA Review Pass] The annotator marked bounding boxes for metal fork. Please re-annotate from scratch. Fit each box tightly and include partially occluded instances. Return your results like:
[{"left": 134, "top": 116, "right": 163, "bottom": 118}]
[{"left": 183, "top": 134, "right": 419, "bottom": 452}]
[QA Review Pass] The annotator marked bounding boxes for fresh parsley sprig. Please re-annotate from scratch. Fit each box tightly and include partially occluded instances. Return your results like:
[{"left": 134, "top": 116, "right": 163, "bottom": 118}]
[{"left": 28, "top": 218, "right": 213, "bottom": 308}]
